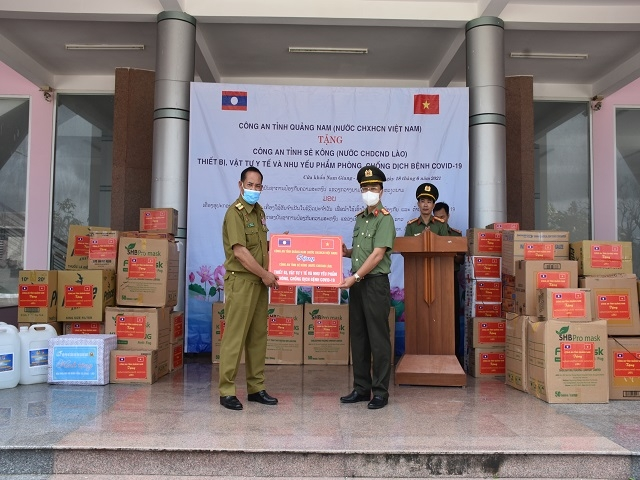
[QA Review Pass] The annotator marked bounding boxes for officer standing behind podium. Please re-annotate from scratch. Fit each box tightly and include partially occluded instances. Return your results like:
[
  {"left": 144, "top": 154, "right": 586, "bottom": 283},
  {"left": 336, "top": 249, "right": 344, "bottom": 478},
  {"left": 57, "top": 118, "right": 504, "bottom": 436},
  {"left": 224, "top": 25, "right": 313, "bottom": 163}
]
[
  {"left": 404, "top": 183, "right": 450, "bottom": 236},
  {"left": 338, "top": 165, "right": 396, "bottom": 410}
]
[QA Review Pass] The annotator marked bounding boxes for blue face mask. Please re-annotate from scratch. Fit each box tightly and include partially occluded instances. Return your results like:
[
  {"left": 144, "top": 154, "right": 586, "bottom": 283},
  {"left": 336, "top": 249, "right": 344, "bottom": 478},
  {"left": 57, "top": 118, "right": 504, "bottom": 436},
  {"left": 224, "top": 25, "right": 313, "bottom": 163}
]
[{"left": 242, "top": 188, "right": 260, "bottom": 205}]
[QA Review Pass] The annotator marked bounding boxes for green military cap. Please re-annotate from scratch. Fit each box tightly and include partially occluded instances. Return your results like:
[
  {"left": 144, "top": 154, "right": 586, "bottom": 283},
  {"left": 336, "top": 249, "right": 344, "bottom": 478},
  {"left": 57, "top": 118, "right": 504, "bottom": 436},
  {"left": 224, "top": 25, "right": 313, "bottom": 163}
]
[
  {"left": 357, "top": 165, "right": 386, "bottom": 185},
  {"left": 416, "top": 182, "right": 438, "bottom": 201}
]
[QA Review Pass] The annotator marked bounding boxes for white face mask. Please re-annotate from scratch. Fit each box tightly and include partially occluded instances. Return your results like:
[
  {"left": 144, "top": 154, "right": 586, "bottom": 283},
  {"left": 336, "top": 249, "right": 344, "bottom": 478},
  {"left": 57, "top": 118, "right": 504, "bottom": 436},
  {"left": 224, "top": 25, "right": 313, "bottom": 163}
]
[{"left": 362, "top": 191, "right": 380, "bottom": 207}]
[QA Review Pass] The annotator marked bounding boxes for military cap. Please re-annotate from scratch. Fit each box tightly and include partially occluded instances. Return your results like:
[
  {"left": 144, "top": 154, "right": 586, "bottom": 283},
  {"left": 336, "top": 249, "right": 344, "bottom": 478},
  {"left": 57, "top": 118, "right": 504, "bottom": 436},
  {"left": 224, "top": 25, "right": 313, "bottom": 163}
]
[
  {"left": 416, "top": 182, "right": 439, "bottom": 201},
  {"left": 357, "top": 165, "right": 386, "bottom": 185}
]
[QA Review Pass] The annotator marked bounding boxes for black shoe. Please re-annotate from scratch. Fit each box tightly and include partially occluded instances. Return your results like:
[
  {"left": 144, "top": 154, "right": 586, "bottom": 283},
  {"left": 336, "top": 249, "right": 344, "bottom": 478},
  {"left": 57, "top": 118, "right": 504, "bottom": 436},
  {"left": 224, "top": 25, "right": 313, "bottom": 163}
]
[
  {"left": 247, "top": 390, "right": 278, "bottom": 405},
  {"left": 367, "top": 395, "right": 388, "bottom": 409},
  {"left": 220, "top": 395, "right": 243, "bottom": 410},
  {"left": 340, "top": 390, "right": 371, "bottom": 403}
]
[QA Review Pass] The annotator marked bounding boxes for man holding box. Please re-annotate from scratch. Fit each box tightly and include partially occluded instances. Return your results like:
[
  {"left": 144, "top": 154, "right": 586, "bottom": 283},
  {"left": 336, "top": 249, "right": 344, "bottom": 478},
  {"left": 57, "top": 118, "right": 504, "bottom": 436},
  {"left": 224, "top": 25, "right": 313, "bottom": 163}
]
[
  {"left": 338, "top": 165, "right": 396, "bottom": 409},
  {"left": 218, "top": 166, "right": 280, "bottom": 411}
]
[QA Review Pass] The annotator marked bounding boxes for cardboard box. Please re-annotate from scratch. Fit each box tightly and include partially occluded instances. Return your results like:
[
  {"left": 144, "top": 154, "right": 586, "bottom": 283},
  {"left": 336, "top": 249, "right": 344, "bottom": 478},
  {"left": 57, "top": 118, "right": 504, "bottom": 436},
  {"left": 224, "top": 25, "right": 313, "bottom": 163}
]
[
  {"left": 63, "top": 322, "right": 105, "bottom": 335},
  {"left": 57, "top": 269, "right": 116, "bottom": 322},
  {"left": 527, "top": 319, "right": 609, "bottom": 403},
  {"left": 537, "top": 288, "right": 592, "bottom": 322},
  {"left": 139, "top": 208, "right": 178, "bottom": 236},
  {"left": 48, "top": 334, "right": 117, "bottom": 385},
  {"left": 505, "top": 312, "right": 531, "bottom": 392},
  {"left": 514, "top": 260, "right": 579, "bottom": 316},
  {"left": 65, "top": 225, "right": 111, "bottom": 270},
  {"left": 269, "top": 285, "right": 298, "bottom": 305},
  {"left": 607, "top": 336, "right": 640, "bottom": 400},
  {"left": 311, "top": 286, "right": 342, "bottom": 304},
  {"left": 485, "top": 222, "right": 520, "bottom": 231},
  {"left": 468, "top": 347, "right": 505, "bottom": 378},
  {"left": 157, "top": 343, "right": 170, "bottom": 378},
  {"left": 117, "top": 236, "right": 179, "bottom": 307},
  {"left": 170, "top": 310, "right": 184, "bottom": 343},
  {"left": 303, "top": 304, "right": 349, "bottom": 365},
  {"left": 266, "top": 304, "right": 303, "bottom": 364},
  {"left": 465, "top": 256, "right": 501, "bottom": 281},
  {"left": 466, "top": 229, "right": 502, "bottom": 256},
  {"left": 467, "top": 280, "right": 502, "bottom": 304},
  {"left": 18, "top": 270, "right": 57, "bottom": 323},
  {"left": 110, "top": 349, "right": 159, "bottom": 384},
  {"left": 467, "top": 317, "right": 506, "bottom": 348},
  {"left": 465, "top": 302, "right": 501, "bottom": 318},
  {"left": 570, "top": 240, "right": 633, "bottom": 276},
  {"left": 501, "top": 230, "right": 570, "bottom": 276},
  {"left": 88, "top": 230, "right": 120, "bottom": 270},
  {"left": 169, "top": 342, "right": 184, "bottom": 371},
  {"left": 211, "top": 302, "right": 243, "bottom": 364},
  {"left": 104, "top": 306, "right": 171, "bottom": 350}
]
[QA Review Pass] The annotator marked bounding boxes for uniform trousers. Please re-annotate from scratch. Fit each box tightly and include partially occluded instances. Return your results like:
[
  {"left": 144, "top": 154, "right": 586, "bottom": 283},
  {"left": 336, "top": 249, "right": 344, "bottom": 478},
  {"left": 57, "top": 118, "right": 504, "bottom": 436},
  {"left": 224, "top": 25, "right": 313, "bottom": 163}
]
[
  {"left": 348, "top": 274, "right": 392, "bottom": 398},
  {"left": 218, "top": 272, "right": 268, "bottom": 397}
]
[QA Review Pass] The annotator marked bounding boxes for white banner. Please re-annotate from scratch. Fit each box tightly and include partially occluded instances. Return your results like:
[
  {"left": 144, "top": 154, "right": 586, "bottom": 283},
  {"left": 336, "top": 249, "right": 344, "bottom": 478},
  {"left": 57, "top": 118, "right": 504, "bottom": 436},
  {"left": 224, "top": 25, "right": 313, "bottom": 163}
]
[{"left": 186, "top": 84, "right": 469, "bottom": 353}]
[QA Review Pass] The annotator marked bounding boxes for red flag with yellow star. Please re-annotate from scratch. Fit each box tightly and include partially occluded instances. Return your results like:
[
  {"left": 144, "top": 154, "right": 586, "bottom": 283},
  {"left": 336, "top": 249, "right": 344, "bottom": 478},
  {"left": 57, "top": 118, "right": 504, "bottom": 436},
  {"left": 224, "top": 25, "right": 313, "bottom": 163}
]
[{"left": 413, "top": 94, "right": 440, "bottom": 114}]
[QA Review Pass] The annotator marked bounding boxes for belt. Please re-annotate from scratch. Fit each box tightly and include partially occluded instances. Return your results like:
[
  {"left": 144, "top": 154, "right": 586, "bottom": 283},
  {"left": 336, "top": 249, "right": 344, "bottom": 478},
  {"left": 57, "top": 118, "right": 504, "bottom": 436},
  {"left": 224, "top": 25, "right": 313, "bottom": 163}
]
[{"left": 362, "top": 273, "right": 388, "bottom": 280}]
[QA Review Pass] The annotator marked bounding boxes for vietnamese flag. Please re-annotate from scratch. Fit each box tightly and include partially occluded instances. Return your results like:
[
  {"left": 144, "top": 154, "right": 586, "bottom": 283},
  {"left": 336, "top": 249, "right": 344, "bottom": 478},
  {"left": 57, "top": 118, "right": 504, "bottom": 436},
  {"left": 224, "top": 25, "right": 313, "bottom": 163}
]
[{"left": 414, "top": 94, "right": 440, "bottom": 114}]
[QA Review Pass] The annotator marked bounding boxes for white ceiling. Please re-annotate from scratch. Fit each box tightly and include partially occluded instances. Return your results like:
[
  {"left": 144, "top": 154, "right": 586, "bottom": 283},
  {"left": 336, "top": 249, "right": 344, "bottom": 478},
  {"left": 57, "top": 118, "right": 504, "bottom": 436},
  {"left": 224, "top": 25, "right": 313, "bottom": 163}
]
[{"left": 1, "top": 0, "right": 640, "bottom": 99}]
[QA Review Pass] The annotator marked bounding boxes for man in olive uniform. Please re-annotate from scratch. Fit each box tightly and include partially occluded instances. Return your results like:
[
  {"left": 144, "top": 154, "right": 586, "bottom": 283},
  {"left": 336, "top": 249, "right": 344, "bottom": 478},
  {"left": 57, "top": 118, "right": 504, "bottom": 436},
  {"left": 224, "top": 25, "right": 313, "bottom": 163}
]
[
  {"left": 219, "top": 166, "right": 280, "bottom": 411},
  {"left": 338, "top": 165, "right": 396, "bottom": 409},
  {"left": 404, "top": 183, "right": 450, "bottom": 236}
]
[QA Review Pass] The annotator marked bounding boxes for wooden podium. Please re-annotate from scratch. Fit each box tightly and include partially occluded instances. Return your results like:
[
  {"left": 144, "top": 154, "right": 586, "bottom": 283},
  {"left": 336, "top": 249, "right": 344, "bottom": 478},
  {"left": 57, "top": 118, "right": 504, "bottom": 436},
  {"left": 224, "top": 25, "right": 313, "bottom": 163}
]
[{"left": 393, "top": 231, "right": 467, "bottom": 387}]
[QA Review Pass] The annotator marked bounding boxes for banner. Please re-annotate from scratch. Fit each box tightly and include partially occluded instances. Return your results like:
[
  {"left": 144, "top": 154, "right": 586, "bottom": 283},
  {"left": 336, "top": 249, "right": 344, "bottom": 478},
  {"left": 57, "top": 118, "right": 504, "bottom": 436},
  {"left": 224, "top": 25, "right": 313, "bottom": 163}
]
[{"left": 186, "top": 84, "right": 469, "bottom": 353}]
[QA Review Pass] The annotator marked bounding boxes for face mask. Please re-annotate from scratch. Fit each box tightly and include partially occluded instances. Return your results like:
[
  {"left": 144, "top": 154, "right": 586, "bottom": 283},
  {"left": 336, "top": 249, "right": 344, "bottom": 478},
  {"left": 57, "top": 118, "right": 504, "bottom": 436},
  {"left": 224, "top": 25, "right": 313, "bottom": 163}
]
[
  {"left": 362, "top": 191, "right": 380, "bottom": 207},
  {"left": 242, "top": 188, "right": 261, "bottom": 205}
]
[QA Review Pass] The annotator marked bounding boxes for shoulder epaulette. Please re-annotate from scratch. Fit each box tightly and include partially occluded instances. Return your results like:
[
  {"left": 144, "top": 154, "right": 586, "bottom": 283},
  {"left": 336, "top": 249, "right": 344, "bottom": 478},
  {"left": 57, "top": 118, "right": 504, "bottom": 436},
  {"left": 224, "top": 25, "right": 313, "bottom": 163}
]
[
  {"left": 431, "top": 216, "right": 444, "bottom": 223},
  {"left": 235, "top": 202, "right": 244, "bottom": 211},
  {"left": 449, "top": 227, "right": 462, "bottom": 234},
  {"left": 355, "top": 209, "right": 366, "bottom": 217},
  {"left": 380, "top": 208, "right": 390, "bottom": 216},
  {"left": 406, "top": 217, "right": 419, "bottom": 225}
]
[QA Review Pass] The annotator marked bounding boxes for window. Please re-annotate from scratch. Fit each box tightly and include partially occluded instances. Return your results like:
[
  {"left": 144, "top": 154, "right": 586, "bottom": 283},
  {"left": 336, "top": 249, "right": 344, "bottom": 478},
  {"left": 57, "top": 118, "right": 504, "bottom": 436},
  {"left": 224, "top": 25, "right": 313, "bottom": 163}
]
[
  {"left": 615, "top": 108, "right": 640, "bottom": 275},
  {"left": 0, "top": 98, "right": 28, "bottom": 301},
  {"left": 50, "top": 95, "right": 114, "bottom": 270},
  {"left": 534, "top": 102, "right": 591, "bottom": 241}
]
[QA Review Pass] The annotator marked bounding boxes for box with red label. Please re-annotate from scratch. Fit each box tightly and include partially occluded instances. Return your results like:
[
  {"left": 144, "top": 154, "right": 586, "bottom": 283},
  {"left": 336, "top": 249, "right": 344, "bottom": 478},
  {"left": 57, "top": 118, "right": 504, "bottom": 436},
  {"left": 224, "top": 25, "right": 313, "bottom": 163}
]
[
  {"left": 579, "top": 274, "right": 640, "bottom": 336},
  {"left": 63, "top": 322, "right": 105, "bottom": 335},
  {"left": 465, "top": 302, "right": 501, "bottom": 319},
  {"left": 139, "top": 208, "right": 178, "bottom": 236},
  {"left": 501, "top": 230, "right": 570, "bottom": 276},
  {"left": 269, "top": 285, "right": 299, "bottom": 305},
  {"left": 468, "top": 347, "right": 505, "bottom": 378},
  {"left": 537, "top": 288, "right": 592, "bottom": 322},
  {"left": 18, "top": 270, "right": 57, "bottom": 323},
  {"left": 303, "top": 304, "right": 349, "bottom": 365},
  {"left": 65, "top": 225, "right": 111, "bottom": 270},
  {"left": 266, "top": 304, "right": 303, "bottom": 365},
  {"left": 514, "top": 260, "right": 578, "bottom": 316},
  {"left": 88, "top": 230, "right": 120, "bottom": 270},
  {"left": 169, "top": 342, "right": 184, "bottom": 371},
  {"left": 104, "top": 306, "right": 171, "bottom": 350},
  {"left": 57, "top": 270, "right": 116, "bottom": 322},
  {"left": 466, "top": 280, "right": 502, "bottom": 305},
  {"left": 117, "top": 236, "right": 179, "bottom": 307},
  {"left": 311, "top": 286, "right": 342, "bottom": 304},
  {"left": 110, "top": 349, "right": 159, "bottom": 384},
  {"left": 607, "top": 336, "right": 640, "bottom": 400},
  {"left": 570, "top": 240, "right": 633, "bottom": 276},
  {"left": 467, "top": 317, "right": 506, "bottom": 347},
  {"left": 465, "top": 256, "right": 502, "bottom": 281},
  {"left": 527, "top": 319, "right": 608, "bottom": 403},
  {"left": 505, "top": 313, "right": 533, "bottom": 392},
  {"left": 466, "top": 229, "right": 502, "bottom": 257},
  {"left": 169, "top": 310, "right": 184, "bottom": 343},
  {"left": 485, "top": 222, "right": 520, "bottom": 231},
  {"left": 211, "top": 302, "right": 243, "bottom": 364}
]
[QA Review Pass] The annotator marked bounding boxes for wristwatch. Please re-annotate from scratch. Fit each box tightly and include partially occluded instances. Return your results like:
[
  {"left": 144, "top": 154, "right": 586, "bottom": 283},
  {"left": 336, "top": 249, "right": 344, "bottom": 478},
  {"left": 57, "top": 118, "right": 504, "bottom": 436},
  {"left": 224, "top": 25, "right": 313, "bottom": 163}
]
[{"left": 353, "top": 273, "right": 362, "bottom": 282}]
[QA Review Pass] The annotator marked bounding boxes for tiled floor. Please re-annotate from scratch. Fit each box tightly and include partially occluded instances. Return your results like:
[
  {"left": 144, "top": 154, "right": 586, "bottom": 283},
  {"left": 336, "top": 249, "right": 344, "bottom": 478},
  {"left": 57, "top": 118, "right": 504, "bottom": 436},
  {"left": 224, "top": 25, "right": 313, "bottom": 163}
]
[{"left": 1, "top": 358, "right": 639, "bottom": 479}]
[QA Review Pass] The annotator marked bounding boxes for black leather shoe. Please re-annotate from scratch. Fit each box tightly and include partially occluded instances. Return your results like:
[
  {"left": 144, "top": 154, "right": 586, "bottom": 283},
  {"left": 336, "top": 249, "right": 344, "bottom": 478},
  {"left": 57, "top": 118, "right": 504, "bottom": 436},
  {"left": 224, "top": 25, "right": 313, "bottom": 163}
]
[
  {"left": 220, "top": 395, "right": 243, "bottom": 410},
  {"left": 340, "top": 390, "right": 371, "bottom": 403},
  {"left": 367, "top": 395, "right": 388, "bottom": 409},
  {"left": 247, "top": 390, "right": 278, "bottom": 405}
]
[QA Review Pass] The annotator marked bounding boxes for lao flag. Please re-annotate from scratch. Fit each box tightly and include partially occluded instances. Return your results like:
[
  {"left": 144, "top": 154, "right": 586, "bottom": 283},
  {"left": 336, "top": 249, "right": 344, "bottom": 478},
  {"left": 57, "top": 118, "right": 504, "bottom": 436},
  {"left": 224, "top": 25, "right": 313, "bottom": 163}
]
[
  {"left": 413, "top": 94, "right": 440, "bottom": 114},
  {"left": 278, "top": 238, "right": 291, "bottom": 247},
  {"left": 222, "top": 91, "right": 248, "bottom": 111},
  {"left": 617, "top": 353, "right": 624, "bottom": 358}
]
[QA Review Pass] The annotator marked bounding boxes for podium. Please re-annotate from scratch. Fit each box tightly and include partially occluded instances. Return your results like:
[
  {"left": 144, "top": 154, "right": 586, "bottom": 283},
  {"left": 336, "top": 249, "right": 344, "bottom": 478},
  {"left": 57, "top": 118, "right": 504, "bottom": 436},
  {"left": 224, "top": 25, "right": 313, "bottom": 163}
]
[{"left": 393, "top": 231, "right": 467, "bottom": 386}]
